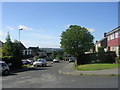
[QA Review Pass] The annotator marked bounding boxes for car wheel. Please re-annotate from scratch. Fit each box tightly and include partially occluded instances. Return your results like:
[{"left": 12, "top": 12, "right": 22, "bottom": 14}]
[
  {"left": 34, "top": 65, "right": 37, "bottom": 67},
  {"left": 2, "top": 70, "right": 9, "bottom": 76}
]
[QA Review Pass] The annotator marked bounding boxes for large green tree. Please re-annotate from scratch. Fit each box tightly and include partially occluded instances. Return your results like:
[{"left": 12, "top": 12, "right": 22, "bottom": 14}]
[
  {"left": 2, "top": 32, "right": 14, "bottom": 56},
  {"left": 2, "top": 33, "right": 22, "bottom": 68},
  {"left": 60, "top": 25, "right": 94, "bottom": 65}
]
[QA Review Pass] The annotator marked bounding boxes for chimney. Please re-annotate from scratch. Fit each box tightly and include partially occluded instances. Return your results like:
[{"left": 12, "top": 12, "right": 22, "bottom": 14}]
[{"left": 104, "top": 33, "right": 107, "bottom": 37}]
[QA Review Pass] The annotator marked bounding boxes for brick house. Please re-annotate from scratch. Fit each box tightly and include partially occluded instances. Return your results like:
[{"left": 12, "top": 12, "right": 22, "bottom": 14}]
[{"left": 106, "top": 26, "right": 120, "bottom": 56}]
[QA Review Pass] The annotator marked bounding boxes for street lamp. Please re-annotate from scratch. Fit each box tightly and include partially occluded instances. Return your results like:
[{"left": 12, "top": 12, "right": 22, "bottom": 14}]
[{"left": 19, "top": 28, "right": 23, "bottom": 42}]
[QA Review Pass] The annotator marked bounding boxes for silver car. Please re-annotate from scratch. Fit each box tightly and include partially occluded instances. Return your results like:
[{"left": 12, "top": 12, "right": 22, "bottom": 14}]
[
  {"left": 0, "top": 61, "right": 10, "bottom": 76},
  {"left": 33, "top": 59, "right": 47, "bottom": 67}
]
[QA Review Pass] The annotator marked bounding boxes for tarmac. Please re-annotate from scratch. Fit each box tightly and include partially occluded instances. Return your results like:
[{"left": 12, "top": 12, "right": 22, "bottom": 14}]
[{"left": 59, "top": 62, "right": 120, "bottom": 76}]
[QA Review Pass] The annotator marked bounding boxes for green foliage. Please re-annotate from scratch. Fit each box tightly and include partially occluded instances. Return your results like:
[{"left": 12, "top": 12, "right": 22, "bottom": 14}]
[
  {"left": 12, "top": 40, "right": 22, "bottom": 59},
  {"left": 60, "top": 25, "right": 94, "bottom": 64},
  {"left": 0, "top": 48, "right": 2, "bottom": 57},
  {"left": 51, "top": 51, "right": 57, "bottom": 59},
  {"left": 115, "top": 57, "right": 120, "bottom": 63},
  {"left": 83, "top": 51, "right": 116, "bottom": 64},
  {"left": 2, "top": 32, "right": 14, "bottom": 56},
  {"left": 2, "top": 33, "right": 22, "bottom": 69},
  {"left": 56, "top": 50, "right": 64, "bottom": 60},
  {"left": 64, "top": 57, "right": 69, "bottom": 61},
  {"left": 2, "top": 56, "right": 22, "bottom": 69},
  {"left": 98, "top": 47, "right": 105, "bottom": 52},
  {"left": 34, "top": 56, "right": 40, "bottom": 61}
]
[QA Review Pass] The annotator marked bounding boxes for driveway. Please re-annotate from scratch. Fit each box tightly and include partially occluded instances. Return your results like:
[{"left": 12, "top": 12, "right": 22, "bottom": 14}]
[{"left": 2, "top": 61, "right": 118, "bottom": 88}]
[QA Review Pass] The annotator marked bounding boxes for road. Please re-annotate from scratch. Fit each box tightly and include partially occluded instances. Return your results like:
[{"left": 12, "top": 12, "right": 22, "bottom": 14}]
[{"left": 2, "top": 61, "right": 118, "bottom": 88}]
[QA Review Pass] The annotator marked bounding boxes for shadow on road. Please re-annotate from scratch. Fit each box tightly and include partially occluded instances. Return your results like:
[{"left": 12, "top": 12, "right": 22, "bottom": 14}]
[{"left": 8, "top": 65, "right": 52, "bottom": 75}]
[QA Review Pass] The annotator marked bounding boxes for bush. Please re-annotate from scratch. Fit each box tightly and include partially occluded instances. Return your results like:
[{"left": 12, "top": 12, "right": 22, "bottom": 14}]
[
  {"left": 115, "top": 57, "right": 120, "bottom": 63},
  {"left": 34, "top": 56, "right": 40, "bottom": 61},
  {"left": 77, "top": 51, "right": 117, "bottom": 65},
  {"left": 98, "top": 47, "right": 105, "bottom": 52},
  {"left": 2, "top": 56, "right": 22, "bottom": 69},
  {"left": 65, "top": 57, "right": 69, "bottom": 61}
]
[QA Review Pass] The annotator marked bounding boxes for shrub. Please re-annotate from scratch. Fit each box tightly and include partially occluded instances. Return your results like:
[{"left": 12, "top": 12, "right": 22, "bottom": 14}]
[
  {"left": 65, "top": 57, "right": 69, "bottom": 61},
  {"left": 2, "top": 56, "right": 22, "bottom": 69},
  {"left": 77, "top": 51, "right": 117, "bottom": 65},
  {"left": 98, "top": 47, "right": 105, "bottom": 52},
  {"left": 115, "top": 57, "right": 120, "bottom": 63}
]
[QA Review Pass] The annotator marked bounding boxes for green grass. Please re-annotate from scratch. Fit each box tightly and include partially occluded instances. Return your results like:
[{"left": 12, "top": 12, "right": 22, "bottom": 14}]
[
  {"left": 22, "top": 64, "right": 32, "bottom": 67},
  {"left": 75, "top": 63, "right": 118, "bottom": 71}
]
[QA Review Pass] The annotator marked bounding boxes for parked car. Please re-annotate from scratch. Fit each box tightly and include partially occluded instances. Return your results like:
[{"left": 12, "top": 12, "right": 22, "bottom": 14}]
[
  {"left": 69, "top": 57, "right": 75, "bottom": 62},
  {"left": 0, "top": 61, "right": 10, "bottom": 76},
  {"left": 22, "top": 59, "right": 32, "bottom": 65},
  {"left": 33, "top": 59, "right": 47, "bottom": 67},
  {"left": 53, "top": 58, "right": 59, "bottom": 63}
]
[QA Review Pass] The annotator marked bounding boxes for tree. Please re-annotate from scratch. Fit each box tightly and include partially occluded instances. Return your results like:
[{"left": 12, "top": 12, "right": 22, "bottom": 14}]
[
  {"left": 2, "top": 32, "right": 14, "bottom": 56},
  {"left": 51, "top": 51, "right": 57, "bottom": 59},
  {"left": 12, "top": 40, "right": 22, "bottom": 58},
  {"left": 60, "top": 25, "right": 94, "bottom": 65},
  {"left": 56, "top": 49, "right": 64, "bottom": 60},
  {"left": 2, "top": 33, "right": 22, "bottom": 68}
]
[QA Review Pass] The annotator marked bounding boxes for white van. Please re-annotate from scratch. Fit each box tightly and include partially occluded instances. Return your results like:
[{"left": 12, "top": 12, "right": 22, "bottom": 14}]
[{"left": 0, "top": 61, "right": 10, "bottom": 76}]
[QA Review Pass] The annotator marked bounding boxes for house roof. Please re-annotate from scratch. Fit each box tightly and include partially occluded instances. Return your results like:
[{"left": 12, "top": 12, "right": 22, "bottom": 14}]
[
  {"left": 106, "top": 26, "right": 120, "bottom": 35},
  {"left": 18, "top": 42, "right": 26, "bottom": 50},
  {"left": 96, "top": 37, "right": 107, "bottom": 44}
]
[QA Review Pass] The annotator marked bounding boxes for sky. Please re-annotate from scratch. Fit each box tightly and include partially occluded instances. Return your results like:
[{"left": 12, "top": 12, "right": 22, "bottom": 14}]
[{"left": 1, "top": 2, "right": 118, "bottom": 48}]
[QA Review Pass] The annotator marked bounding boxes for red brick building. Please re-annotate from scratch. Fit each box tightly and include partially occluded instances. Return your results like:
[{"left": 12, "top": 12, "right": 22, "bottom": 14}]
[{"left": 106, "top": 26, "right": 120, "bottom": 56}]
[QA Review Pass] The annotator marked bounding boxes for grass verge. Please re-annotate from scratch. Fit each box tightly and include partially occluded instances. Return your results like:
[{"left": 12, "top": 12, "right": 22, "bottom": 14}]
[{"left": 75, "top": 63, "right": 118, "bottom": 71}]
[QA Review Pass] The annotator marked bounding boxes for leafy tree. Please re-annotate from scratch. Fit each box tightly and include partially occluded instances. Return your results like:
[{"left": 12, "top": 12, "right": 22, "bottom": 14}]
[
  {"left": 2, "top": 33, "right": 22, "bottom": 68},
  {"left": 12, "top": 40, "right": 22, "bottom": 58},
  {"left": 56, "top": 50, "right": 64, "bottom": 60},
  {"left": 2, "top": 32, "right": 14, "bottom": 56},
  {"left": 51, "top": 51, "right": 57, "bottom": 59},
  {"left": 60, "top": 25, "right": 94, "bottom": 65}
]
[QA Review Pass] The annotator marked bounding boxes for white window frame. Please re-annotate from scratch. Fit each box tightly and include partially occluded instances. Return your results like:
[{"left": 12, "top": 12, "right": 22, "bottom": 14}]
[
  {"left": 115, "top": 32, "right": 119, "bottom": 38},
  {"left": 110, "top": 34, "right": 114, "bottom": 40}
]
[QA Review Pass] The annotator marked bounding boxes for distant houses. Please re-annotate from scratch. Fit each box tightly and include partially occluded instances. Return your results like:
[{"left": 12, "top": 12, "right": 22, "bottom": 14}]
[{"left": 95, "top": 26, "right": 120, "bottom": 56}]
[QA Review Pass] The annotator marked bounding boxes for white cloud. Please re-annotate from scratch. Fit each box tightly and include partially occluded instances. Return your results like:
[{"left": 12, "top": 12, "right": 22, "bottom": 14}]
[
  {"left": 18, "top": 25, "right": 32, "bottom": 30},
  {"left": 6, "top": 26, "right": 14, "bottom": 30},
  {"left": 87, "top": 28, "right": 95, "bottom": 33}
]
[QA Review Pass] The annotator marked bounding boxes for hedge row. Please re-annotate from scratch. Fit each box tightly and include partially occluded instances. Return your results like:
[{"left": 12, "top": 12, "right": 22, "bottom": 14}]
[
  {"left": 77, "top": 51, "right": 116, "bottom": 64},
  {"left": 1, "top": 56, "right": 22, "bottom": 69}
]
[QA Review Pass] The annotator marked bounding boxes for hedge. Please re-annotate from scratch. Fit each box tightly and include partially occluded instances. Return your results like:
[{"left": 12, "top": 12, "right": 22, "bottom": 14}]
[
  {"left": 1, "top": 56, "right": 22, "bottom": 69},
  {"left": 77, "top": 51, "right": 117, "bottom": 65}
]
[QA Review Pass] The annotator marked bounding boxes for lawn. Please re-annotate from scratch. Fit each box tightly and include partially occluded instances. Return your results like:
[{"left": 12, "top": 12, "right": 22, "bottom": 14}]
[{"left": 75, "top": 63, "right": 118, "bottom": 71}]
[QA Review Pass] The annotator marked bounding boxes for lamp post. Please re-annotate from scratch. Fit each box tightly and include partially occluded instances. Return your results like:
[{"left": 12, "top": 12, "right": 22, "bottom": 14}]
[{"left": 19, "top": 28, "right": 23, "bottom": 42}]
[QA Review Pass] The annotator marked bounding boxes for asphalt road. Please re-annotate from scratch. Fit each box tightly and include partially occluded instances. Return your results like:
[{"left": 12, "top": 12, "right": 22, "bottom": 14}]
[{"left": 2, "top": 61, "right": 118, "bottom": 88}]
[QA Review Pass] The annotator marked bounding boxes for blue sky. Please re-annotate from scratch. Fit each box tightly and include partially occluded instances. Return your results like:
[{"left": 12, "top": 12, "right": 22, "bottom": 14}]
[{"left": 1, "top": 2, "right": 118, "bottom": 48}]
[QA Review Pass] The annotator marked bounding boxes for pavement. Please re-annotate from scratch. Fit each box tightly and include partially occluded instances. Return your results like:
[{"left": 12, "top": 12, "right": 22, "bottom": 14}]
[
  {"left": 59, "top": 62, "right": 119, "bottom": 76},
  {"left": 2, "top": 61, "right": 118, "bottom": 88}
]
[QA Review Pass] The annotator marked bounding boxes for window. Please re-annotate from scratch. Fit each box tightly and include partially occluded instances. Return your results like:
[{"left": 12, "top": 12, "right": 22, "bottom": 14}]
[
  {"left": 118, "top": 31, "right": 120, "bottom": 37},
  {"left": 115, "top": 32, "right": 118, "bottom": 38},
  {"left": 108, "top": 36, "right": 110, "bottom": 41},
  {"left": 110, "top": 34, "right": 114, "bottom": 40}
]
